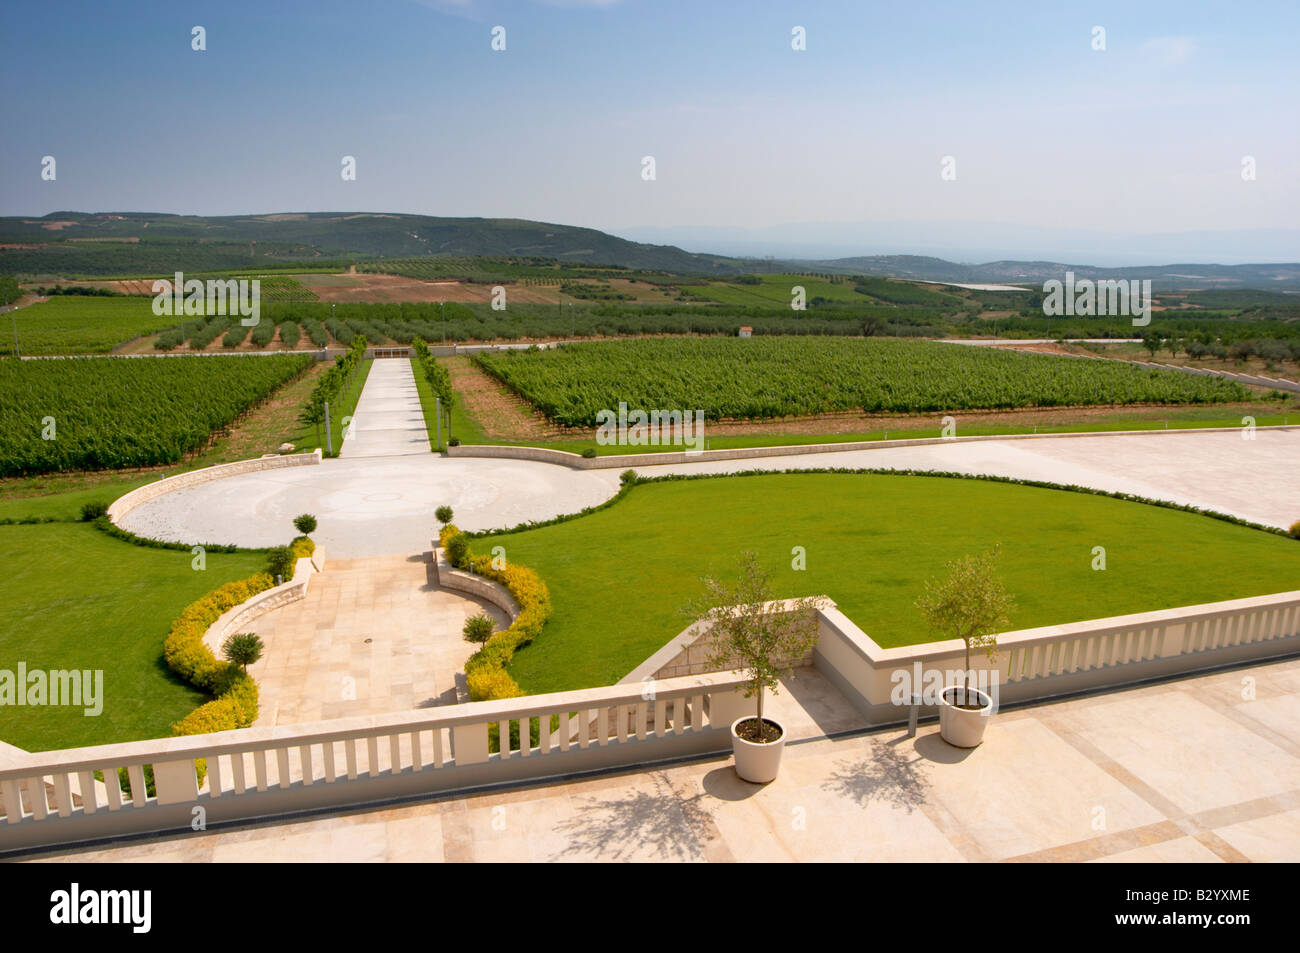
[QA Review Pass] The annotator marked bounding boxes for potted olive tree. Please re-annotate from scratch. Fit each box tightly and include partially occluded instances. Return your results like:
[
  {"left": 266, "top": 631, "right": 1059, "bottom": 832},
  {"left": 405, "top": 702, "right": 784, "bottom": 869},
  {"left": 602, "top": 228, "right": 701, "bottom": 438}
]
[
  {"left": 688, "top": 552, "right": 822, "bottom": 783},
  {"left": 915, "top": 546, "right": 1014, "bottom": 748}
]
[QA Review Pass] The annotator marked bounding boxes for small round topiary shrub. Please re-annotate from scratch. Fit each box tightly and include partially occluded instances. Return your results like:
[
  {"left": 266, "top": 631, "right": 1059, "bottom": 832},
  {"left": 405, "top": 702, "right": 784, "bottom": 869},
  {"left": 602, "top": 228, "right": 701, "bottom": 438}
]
[
  {"left": 266, "top": 545, "right": 296, "bottom": 581},
  {"left": 80, "top": 500, "right": 109, "bottom": 521},
  {"left": 221, "top": 632, "right": 265, "bottom": 672},
  {"left": 446, "top": 532, "right": 471, "bottom": 569},
  {"left": 581, "top": 447, "right": 597, "bottom": 458},
  {"left": 462, "top": 613, "right": 495, "bottom": 645},
  {"left": 620, "top": 469, "right": 638, "bottom": 486},
  {"left": 435, "top": 505, "right": 454, "bottom": 525},
  {"left": 293, "top": 513, "right": 317, "bottom": 535},
  {"left": 448, "top": 437, "right": 461, "bottom": 447}
]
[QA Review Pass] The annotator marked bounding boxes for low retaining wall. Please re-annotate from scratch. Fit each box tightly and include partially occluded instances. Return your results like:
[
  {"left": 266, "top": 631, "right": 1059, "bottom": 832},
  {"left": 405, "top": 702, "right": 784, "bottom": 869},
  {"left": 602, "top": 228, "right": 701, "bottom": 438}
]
[
  {"left": 107, "top": 450, "right": 323, "bottom": 524},
  {"left": 201, "top": 549, "right": 325, "bottom": 655},
  {"left": 623, "top": 598, "right": 818, "bottom": 684},
  {"left": 0, "top": 672, "right": 749, "bottom": 853},
  {"left": 811, "top": 589, "right": 1300, "bottom": 726},
  {"left": 429, "top": 544, "right": 520, "bottom": 622},
  {"left": 446, "top": 425, "right": 1298, "bottom": 471}
]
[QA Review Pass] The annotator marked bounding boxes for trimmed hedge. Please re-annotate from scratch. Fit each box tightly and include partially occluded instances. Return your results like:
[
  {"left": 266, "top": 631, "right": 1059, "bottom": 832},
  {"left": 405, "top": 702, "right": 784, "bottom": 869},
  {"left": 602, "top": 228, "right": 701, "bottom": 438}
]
[
  {"left": 165, "top": 573, "right": 273, "bottom": 732},
  {"left": 160, "top": 538, "right": 315, "bottom": 783},
  {"left": 439, "top": 523, "right": 551, "bottom": 701}
]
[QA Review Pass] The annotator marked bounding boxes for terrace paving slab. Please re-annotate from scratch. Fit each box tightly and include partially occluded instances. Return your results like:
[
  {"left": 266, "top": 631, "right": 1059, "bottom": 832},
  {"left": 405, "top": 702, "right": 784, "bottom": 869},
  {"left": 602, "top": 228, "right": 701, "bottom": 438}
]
[
  {"left": 27, "top": 657, "right": 1300, "bottom": 863},
  {"left": 245, "top": 554, "right": 509, "bottom": 725}
]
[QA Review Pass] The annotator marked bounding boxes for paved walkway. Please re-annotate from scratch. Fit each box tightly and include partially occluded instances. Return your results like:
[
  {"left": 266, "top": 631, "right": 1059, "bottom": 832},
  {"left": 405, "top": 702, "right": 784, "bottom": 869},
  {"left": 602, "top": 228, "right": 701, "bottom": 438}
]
[
  {"left": 27, "top": 657, "right": 1300, "bottom": 862},
  {"left": 118, "top": 429, "right": 1300, "bottom": 557},
  {"left": 246, "top": 555, "right": 509, "bottom": 725},
  {"left": 629, "top": 428, "right": 1300, "bottom": 530},
  {"left": 339, "top": 358, "right": 431, "bottom": 458}
]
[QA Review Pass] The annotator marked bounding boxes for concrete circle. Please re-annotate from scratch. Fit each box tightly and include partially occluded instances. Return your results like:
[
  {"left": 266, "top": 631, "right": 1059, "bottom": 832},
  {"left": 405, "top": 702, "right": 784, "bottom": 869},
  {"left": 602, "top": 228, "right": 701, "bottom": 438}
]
[{"left": 119, "top": 455, "right": 620, "bottom": 558}]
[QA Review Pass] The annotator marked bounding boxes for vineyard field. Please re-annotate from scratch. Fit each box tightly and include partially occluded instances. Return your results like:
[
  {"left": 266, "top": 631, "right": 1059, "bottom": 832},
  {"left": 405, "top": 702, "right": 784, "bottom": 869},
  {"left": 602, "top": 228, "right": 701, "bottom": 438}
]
[
  {"left": 0, "top": 354, "right": 313, "bottom": 475},
  {"left": 1, "top": 297, "right": 177, "bottom": 355},
  {"left": 473, "top": 337, "right": 1252, "bottom": 426}
]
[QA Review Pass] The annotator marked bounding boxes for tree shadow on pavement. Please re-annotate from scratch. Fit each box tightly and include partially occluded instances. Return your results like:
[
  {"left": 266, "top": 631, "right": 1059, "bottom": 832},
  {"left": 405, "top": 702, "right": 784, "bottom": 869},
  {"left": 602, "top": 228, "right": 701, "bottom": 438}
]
[
  {"left": 821, "top": 736, "right": 932, "bottom": 813},
  {"left": 546, "top": 772, "right": 714, "bottom": 862}
]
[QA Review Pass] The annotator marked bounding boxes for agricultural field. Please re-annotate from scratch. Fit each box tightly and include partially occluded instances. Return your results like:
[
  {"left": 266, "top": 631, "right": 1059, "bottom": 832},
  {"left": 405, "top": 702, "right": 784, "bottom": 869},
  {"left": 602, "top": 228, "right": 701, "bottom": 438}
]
[
  {"left": 472, "top": 336, "right": 1251, "bottom": 426},
  {"left": 680, "top": 273, "right": 966, "bottom": 309},
  {"left": 0, "top": 354, "right": 313, "bottom": 475},
  {"left": 0, "top": 296, "right": 177, "bottom": 355}
]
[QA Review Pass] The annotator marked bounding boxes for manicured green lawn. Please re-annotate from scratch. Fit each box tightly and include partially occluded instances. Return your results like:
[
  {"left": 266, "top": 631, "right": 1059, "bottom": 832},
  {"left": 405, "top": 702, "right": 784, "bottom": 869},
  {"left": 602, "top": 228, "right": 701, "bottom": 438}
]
[
  {"left": 491, "top": 473, "right": 1300, "bottom": 694},
  {"left": 0, "top": 523, "right": 266, "bottom": 752}
]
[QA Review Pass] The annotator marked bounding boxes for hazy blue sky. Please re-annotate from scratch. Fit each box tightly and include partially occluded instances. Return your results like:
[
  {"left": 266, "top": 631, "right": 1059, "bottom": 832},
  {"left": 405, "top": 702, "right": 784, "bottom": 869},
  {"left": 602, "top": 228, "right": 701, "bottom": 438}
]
[{"left": 2, "top": 0, "right": 1296, "bottom": 260}]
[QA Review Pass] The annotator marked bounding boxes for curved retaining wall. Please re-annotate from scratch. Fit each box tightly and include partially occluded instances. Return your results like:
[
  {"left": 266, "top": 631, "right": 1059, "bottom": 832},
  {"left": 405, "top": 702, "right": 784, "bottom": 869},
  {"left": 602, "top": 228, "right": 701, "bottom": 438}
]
[
  {"left": 446, "top": 425, "right": 1298, "bottom": 471},
  {"left": 430, "top": 543, "right": 520, "bottom": 621},
  {"left": 201, "top": 549, "right": 326, "bottom": 654},
  {"left": 107, "top": 449, "right": 323, "bottom": 524}
]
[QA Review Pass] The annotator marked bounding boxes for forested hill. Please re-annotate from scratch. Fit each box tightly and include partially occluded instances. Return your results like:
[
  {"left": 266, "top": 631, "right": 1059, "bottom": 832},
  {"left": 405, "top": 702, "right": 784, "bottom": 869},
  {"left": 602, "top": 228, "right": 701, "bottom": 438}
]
[{"left": 0, "top": 212, "right": 751, "bottom": 277}]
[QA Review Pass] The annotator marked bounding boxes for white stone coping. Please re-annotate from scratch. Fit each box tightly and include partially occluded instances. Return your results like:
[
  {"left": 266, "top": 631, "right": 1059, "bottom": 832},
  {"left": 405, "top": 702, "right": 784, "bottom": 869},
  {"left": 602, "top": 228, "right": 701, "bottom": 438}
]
[
  {"left": 621, "top": 597, "right": 822, "bottom": 685},
  {"left": 0, "top": 670, "right": 751, "bottom": 778},
  {"left": 201, "top": 548, "right": 325, "bottom": 655},
  {"left": 619, "top": 589, "right": 1300, "bottom": 715},
  {"left": 819, "top": 588, "right": 1300, "bottom": 667},
  {"left": 107, "top": 449, "right": 323, "bottom": 524},
  {"left": 430, "top": 542, "right": 520, "bottom": 622},
  {"left": 446, "top": 425, "right": 1298, "bottom": 470}
]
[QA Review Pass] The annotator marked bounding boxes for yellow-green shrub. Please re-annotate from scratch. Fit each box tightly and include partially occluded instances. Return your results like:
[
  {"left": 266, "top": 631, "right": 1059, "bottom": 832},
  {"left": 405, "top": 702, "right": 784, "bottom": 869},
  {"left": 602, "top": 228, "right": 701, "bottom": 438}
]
[
  {"left": 465, "top": 667, "right": 525, "bottom": 701},
  {"left": 162, "top": 572, "right": 275, "bottom": 785},
  {"left": 440, "top": 526, "right": 553, "bottom": 702}
]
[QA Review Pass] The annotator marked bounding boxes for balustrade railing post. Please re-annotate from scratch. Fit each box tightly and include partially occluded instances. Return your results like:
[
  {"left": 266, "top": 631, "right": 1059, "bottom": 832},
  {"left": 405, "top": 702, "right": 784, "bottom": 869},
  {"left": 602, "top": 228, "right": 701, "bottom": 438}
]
[{"left": 153, "top": 759, "right": 200, "bottom": 806}]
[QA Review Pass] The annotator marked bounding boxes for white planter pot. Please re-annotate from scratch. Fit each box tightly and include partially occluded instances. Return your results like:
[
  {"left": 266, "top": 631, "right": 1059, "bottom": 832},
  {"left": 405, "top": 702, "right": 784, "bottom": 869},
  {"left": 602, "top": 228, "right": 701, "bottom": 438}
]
[
  {"left": 938, "top": 685, "right": 993, "bottom": 748},
  {"left": 730, "top": 716, "right": 786, "bottom": 783}
]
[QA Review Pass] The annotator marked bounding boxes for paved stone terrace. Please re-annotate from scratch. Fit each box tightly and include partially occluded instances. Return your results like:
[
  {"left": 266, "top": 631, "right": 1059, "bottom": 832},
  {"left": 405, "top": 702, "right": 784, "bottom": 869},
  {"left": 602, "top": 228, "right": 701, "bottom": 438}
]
[
  {"left": 247, "top": 555, "right": 508, "bottom": 724},
  {"left": 26, "top": 657, "right": 1300, "bottom": 862}
]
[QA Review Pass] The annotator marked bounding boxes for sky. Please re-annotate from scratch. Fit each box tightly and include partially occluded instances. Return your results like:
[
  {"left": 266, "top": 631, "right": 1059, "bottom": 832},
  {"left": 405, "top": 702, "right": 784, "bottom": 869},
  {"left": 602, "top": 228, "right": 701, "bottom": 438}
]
[{"left": 1, "top": 0, "right": 1297, "bottom": 262}]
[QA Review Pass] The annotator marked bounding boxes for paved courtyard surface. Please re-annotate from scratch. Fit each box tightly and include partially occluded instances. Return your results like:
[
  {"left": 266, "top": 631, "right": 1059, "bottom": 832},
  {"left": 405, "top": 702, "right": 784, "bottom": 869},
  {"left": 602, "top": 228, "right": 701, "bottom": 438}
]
[
  {"left": 338, "top": 358, "right": 430, "bottom": 458},
  {"left": 246, "top": 555, "right": 508, "bottom": 725},
  {"left": 119, "top": 454, "right": 615, "bottom": 558},
  {"left": 28, "top": 657, "right": 1300, "bottom": 862},
  {"left": 119, "top": 428, "right": 1300, "bottom": 557},
  {"left": 629, "top": 428, "right": 1300, "bottom": 531}
]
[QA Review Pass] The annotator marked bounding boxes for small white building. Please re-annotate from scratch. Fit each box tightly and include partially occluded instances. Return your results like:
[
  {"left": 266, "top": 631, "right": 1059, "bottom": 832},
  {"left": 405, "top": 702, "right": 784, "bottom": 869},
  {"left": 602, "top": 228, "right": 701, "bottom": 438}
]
[{"left": 738, "top": 326, "right": 753, "bottom": 338}]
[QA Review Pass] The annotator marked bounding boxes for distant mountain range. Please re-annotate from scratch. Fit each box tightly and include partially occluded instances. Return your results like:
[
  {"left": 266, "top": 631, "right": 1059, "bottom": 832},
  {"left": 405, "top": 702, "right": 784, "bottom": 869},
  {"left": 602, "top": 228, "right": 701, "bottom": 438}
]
[
  {"left": 2, "top": 212, "right": 1297, "bottom": 290},
  {"left": 0, "top": 211, "right": 747, "bottom": 276},
  {"left": 810, "top": 256, "right": 1300, "bottom": 291}
]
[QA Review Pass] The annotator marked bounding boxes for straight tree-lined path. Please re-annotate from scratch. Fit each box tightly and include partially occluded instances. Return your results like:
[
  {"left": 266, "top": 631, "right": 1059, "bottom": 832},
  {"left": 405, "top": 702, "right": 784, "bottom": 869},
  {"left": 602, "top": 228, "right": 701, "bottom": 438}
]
[{"left": 339, "top": 358, "right": 432, "bottom": 458}]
